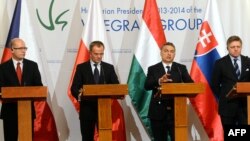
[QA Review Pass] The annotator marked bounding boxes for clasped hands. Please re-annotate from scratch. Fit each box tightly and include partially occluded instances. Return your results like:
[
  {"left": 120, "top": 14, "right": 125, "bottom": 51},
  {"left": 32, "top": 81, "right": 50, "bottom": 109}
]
[
  {"left": 159, "top": 73, "right": 173, "bottom": 84},
  {"left": 155, "top": 73, "right": 172, "bottom": 98}
]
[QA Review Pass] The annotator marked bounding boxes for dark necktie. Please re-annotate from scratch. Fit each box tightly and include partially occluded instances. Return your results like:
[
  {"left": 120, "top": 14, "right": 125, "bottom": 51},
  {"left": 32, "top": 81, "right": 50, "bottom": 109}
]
[
  {"left": 166, "top": 66, "right": 171, "bottom": 74},
  {"left": 94, "top": 63, "right": 100, "bottom": 83},
  {"left": 16, "top": 62, "right": 22, "bottom": 84},
  {"left": 233, "top": 58, "right": 240, "bottom": 79}
]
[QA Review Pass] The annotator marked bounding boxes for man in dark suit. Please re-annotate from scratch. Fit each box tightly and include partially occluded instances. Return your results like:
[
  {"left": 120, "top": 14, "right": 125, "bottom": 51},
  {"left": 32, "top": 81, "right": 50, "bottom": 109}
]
[
  {"left": 211, "top": 35, "right": 250, "bottom": 130},
  {"left": 71, "top": 40, "right": 119, "bottom": 141},
  {"left": 144, "top": 42, "right": 193, "bottom": 141},
  {"left": 0, "top": 38, "right": 43, "bottom": 141}
]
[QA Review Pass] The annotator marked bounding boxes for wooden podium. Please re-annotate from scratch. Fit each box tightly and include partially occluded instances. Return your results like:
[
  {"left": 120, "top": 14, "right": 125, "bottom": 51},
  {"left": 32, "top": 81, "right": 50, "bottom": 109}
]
[
  {"left": 82, "top": 84, "right": 128, "bottom": 141},
  {"left": 1, "top": 86, "right": 47, "bottom": 141},
  {"left": 227, "top": 82, "right": 250, "bottom": 124},
  {"left": 160, "top": 83, "right": 205, "bottom": 141}
]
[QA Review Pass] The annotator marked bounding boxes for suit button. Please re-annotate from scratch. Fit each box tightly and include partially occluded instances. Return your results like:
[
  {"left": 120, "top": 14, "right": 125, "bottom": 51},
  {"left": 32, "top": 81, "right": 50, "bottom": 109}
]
[{"left": 166, "top": 106, "right": 172, "bottom": 110}]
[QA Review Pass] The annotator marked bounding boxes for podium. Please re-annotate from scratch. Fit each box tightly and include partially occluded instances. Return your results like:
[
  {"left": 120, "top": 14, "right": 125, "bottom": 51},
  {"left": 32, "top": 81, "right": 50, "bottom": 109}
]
[
  {"left": 227, "top": 82, "right": 250, "bottom": 124},
  {"left": 1, "top": 86, "right": 47, "bottom": 141},
  {"left": 160, "top": 83, "right": 205, "bottom": 141},
  {"left": 82, "top": 84, "right": 128, "bottom": 141}
]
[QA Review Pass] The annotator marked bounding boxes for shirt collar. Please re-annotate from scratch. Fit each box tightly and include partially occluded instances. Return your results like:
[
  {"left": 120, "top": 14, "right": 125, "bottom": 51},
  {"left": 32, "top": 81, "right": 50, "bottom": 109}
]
[
  {"left": 90, "top": 60, "right": 100, "bottom": 66},
  {"left": 12, "top": 58, "right": 23, "bottom": 65},
  {"left": 162, "top": 62, "right": 172, "bottom": 68},
  {"left": 229, "top": 55, "right": 241, "bottom": 62}
]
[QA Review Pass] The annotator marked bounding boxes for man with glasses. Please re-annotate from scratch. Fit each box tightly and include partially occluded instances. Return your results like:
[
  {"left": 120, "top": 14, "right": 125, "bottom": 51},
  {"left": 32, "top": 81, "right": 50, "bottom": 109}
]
[{"left": 0, "top": 38, "right": 43, "bottom": 141}]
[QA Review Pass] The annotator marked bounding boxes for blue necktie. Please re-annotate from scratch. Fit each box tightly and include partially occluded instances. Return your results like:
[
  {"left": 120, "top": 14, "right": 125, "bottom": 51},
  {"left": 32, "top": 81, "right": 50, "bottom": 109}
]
[
  {"left": 94, "top": 64, "right": 99, "bottom": 83},
  {"left": 233, "top": 58, "right": 240, "bottom": 79}
]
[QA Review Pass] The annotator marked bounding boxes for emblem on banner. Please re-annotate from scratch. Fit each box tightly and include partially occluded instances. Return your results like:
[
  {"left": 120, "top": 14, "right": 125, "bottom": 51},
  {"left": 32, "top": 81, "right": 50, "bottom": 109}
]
[
  {"left": 36, "top": 0, "right": 70, "bottom": 31},
  {"left": 195, "top": 21, "right": 218, "bottom": 56}
]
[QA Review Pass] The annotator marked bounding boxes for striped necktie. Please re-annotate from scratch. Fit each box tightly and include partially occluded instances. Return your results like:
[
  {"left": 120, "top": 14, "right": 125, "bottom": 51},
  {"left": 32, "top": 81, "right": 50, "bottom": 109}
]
[{"left": 233, "top": 58, "right": 240, "bottom": 79}]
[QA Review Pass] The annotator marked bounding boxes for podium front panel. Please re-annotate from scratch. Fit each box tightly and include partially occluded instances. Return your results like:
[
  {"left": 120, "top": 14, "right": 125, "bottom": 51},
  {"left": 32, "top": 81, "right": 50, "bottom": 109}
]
[
  {"left": 82, "top": 84, "right": 128, "bottom": 97},
  {"left": 1, "top": 86, "right": 47, "bottom": 99}
]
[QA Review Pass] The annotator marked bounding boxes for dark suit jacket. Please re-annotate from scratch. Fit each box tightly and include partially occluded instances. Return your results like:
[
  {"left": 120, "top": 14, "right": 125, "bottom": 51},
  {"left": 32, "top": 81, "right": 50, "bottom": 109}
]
[
  {"left": 211, "top": 55, "right": 250, "bottom": 117},
  {"left": 0, "top": 58, "right": 43, "bottom": 119},
  {"left": 71, "top": 61, "right": 119, "bottom": 120},
  {"left": 144, "top": 62, "right": 193, "bottom": 120}
]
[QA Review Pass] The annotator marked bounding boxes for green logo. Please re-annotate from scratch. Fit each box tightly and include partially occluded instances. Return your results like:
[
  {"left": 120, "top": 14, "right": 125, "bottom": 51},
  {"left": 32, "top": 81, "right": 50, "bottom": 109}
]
[{"left": 36, "top": 0, "right": 69, "bottom": 31}]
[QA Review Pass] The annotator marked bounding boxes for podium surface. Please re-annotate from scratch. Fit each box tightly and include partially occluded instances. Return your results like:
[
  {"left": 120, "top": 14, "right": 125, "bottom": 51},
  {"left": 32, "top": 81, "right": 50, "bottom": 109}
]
[
  {"left": 82, "top": 84, "right": 128, "bottom": 141},
  {"left": 227, "top": 82, "right": 250, "bottom": 124},
  {"left": 236, "top": 82, "right": 250, "bottom": 93},
  {"left": 160, "top": 83, "right": 205, "bottom": 141},
  {"left": 1, "top": 86, "right": 47, "bottom": 141},
  {"left": 82, "top": 84, "right": 127, "bottom": 97}
]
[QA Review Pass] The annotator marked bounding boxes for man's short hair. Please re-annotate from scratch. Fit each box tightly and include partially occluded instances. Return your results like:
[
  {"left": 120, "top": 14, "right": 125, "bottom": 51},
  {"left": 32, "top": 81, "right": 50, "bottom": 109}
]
[
  {"left": 227, "top": 35, "right": 242, "bottom": 47},
  {"left": 89, "top": 41, "right": 105, "bottom": 51},
  {"left": 161, "top": 42, "right": 176, "bottom": 50}
]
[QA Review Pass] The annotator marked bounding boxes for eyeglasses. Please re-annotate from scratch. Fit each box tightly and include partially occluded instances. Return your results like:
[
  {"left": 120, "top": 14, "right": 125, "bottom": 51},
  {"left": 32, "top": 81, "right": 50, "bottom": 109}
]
[{"left": 13, "top": 47, "right": 28, "bottom": 50}]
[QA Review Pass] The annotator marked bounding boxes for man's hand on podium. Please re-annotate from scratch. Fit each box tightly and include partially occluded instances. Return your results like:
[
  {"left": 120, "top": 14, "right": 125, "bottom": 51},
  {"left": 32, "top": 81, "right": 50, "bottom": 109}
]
[{"left": 78, "top": 88, "right": 83, "bottom": 102}]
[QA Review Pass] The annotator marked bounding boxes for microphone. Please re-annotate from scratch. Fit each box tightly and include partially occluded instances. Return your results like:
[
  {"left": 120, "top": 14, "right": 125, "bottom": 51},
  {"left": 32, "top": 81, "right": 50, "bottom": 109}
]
[
  {"left": 101, "top": 63, "right": 106, "bottom": 84},
  {"left": 177, "top": 66, "right": 183, "bottom": 83}
]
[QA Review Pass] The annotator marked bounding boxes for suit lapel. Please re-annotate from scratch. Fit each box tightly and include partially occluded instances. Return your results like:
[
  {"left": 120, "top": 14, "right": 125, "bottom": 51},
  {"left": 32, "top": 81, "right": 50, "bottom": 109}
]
[
  {"left": 158, "top": 63, "right": 166, "bottom": 77},
  {"left": 22, "top": 59, "right": 28, "bottom": 85},
  {"left": 7, "top": 59, "right": 21, "bottom": 85},
  {"left": 225, "top": 55, "right": 238, "bottom": 80},
  {"left": 170, "top": 62, "right": 181, "bottom": 82},
  {"left": 99, "top": 62, "right": 105, "bottom": 84},
  {"left": 86, "top": 61, "right": 96, "bottom": 84},
  {"left": 240, "top": 56, "right": 250, "bottom": 80}
]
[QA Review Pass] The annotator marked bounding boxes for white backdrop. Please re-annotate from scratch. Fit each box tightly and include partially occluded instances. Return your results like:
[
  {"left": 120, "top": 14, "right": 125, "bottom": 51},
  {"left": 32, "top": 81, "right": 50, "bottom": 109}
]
[{"left": 0, "top": 0, "right": 250, "bottom": 140}]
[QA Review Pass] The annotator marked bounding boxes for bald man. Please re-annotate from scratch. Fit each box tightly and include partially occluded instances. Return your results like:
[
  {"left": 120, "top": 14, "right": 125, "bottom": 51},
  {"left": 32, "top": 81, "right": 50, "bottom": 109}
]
[{"left": 0, "top": 38, "right": 43, "bottom": 141}]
